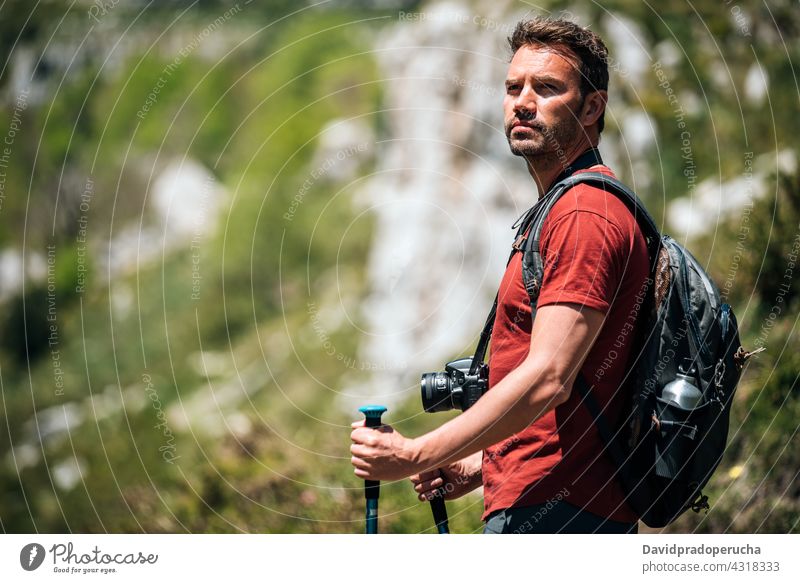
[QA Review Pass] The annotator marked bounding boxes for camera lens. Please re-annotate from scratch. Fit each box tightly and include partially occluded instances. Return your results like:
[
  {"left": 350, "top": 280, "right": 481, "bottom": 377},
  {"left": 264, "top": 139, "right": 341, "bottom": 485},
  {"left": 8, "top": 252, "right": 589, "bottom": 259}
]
[{"left": 421, "top": 372, "right": 454, "bottom": 412}]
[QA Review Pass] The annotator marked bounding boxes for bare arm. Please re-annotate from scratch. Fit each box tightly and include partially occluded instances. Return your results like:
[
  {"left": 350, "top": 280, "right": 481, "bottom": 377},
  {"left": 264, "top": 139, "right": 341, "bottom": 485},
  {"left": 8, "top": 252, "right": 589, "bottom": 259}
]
[
  {"left": 350, "top": 302, "right": 607, "bottom": 481},
  {"left": 409, "top": 302, "right": 606, "bottom": 471}
]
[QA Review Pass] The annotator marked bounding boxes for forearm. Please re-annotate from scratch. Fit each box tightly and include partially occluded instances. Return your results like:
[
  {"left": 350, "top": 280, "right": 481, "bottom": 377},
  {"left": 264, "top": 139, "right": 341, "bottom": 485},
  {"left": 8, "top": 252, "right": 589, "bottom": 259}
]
[
  {"left": 455, "top": 450, "right": 484, "bottom": 486},
  {"left": 449, "top": 452, "right": 484, "bottom": 497},
  {"left": 459, "top": 451, "right": 484, "bottom": 489},
  {"left": 460, "top": 450, "right": 484, "bottom": 475},
  {"left": 412, "top": 357, "right": 567, "bottom": 471}
]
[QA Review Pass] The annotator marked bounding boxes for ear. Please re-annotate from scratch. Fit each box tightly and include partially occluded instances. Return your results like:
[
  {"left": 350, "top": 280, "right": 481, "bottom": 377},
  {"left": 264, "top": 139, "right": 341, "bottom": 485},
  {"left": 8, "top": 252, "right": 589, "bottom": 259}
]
[{"left": 580, "top": 90, "right": 607, "bottom": 128}]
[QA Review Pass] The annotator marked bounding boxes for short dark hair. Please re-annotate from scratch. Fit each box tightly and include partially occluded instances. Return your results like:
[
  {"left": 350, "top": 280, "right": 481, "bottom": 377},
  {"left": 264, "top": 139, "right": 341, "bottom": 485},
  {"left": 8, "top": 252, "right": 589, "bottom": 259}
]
[{"left": 508, "top": 18, "right": 609, "bottom": 132}]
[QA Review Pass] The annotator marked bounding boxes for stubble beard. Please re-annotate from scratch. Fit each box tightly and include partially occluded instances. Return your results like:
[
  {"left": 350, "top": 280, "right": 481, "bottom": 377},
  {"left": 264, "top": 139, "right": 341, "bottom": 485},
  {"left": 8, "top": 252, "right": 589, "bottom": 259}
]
[{"left": 505, "top": 115, "right": 578, "bottom": 163}]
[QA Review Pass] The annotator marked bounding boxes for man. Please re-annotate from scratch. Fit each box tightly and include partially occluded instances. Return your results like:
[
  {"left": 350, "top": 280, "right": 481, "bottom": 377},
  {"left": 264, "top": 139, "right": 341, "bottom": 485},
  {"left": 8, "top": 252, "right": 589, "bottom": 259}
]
[{"left": 350, "top": 18, "right": 650, "bottom": 534}]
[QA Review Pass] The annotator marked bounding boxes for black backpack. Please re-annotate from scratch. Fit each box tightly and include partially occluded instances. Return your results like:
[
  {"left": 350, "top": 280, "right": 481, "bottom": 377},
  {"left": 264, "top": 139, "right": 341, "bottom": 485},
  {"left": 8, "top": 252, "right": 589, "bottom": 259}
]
[{"left": 474, "top": 171, "right": 759, "bottom": 528}]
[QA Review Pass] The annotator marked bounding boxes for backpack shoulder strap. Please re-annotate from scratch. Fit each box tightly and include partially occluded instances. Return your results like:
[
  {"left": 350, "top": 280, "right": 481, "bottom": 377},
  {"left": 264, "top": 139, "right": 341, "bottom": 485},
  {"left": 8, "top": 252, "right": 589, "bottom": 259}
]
[
  {"left": 546, "top": 172, "right": 661, "bottom": 253},
  {"left": 522, "top": 172, "right": 662, "bottom": 306}
]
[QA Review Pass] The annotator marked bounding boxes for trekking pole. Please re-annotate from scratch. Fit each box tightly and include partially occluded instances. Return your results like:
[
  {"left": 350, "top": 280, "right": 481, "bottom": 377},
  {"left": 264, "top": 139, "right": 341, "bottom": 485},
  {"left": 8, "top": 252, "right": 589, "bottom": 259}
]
[
  {"left": 429, "top": 489, "right": 450, "bottom": 534},
  {"left": 358, "top": 405, "right": 387, "bottom": 534}
]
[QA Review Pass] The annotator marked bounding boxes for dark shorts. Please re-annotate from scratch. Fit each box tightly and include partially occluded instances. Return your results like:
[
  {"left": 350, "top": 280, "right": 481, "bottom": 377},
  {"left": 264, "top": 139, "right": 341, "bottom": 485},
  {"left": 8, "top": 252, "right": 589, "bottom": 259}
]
[{"left": 483, "top": 500, "right": 638, "bottom": 534}]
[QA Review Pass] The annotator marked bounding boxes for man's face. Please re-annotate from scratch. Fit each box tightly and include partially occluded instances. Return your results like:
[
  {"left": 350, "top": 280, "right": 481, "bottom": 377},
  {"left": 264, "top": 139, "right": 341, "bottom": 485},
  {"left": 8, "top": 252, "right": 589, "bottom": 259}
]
[{"left": 503, "top": 44, "right": 586, "bottom": 158}]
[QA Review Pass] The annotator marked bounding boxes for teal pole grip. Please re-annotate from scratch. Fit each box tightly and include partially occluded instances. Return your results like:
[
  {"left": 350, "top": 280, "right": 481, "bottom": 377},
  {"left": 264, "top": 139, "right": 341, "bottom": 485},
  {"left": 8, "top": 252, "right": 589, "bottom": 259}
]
[{"left": 359, "top": 405, "right": 387, "bottom": 534}]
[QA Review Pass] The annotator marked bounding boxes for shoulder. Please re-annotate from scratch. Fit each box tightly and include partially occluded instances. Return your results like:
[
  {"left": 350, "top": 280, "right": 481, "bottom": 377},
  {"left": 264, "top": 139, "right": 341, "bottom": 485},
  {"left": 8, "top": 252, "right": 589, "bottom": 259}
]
[{"left": 543, "top": 166, "right": 639, "bottom": 239}]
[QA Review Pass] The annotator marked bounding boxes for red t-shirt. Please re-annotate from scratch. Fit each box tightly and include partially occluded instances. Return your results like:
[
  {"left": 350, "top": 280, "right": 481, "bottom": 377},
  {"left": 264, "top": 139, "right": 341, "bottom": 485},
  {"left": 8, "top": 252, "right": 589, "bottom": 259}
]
[{"left": 481, "top": 166, "right": 650, "bottom": 524}]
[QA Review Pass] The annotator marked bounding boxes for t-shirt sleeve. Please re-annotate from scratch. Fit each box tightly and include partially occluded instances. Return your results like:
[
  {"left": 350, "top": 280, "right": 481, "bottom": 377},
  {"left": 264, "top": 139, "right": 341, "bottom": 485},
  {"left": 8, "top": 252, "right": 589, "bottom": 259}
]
[{"left": 535, "top": 209, "right": 628, "bottom": 313}]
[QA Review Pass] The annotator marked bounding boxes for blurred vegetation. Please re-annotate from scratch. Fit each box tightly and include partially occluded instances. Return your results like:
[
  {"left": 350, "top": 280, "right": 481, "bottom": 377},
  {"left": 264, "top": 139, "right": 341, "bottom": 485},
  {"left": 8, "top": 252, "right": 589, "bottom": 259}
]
[{"left": 0, "top": 0, "right": 797, "bottom": 533}]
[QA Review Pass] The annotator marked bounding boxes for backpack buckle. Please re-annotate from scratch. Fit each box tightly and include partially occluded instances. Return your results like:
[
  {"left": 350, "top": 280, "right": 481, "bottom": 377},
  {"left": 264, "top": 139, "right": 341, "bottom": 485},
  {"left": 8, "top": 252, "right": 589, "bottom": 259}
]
[
  {"left": 713, "top": 360, "right": 725, "bottom": 387},
  {"left": 712, "top": 360, "right": 726, "bottom": 401},
  {"left": 690, "top": 492, "right": 710, "bottom": 514}
]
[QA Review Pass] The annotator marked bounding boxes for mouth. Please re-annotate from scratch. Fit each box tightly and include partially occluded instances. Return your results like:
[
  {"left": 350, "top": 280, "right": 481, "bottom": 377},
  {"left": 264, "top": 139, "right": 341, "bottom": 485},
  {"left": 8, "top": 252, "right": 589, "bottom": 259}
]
[
  {"left": 511, "top": 118, "right": 539, "bottom": 129},
  {"left": 509, "top": 121, "right": 539, "bottom": 136}
]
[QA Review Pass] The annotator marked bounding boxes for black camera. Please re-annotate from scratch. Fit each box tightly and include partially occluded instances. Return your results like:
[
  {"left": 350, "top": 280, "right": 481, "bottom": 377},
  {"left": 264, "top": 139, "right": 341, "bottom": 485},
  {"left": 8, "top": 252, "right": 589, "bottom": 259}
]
[{"left": 420, "top": 357, "right": 489, "bottom": 412}]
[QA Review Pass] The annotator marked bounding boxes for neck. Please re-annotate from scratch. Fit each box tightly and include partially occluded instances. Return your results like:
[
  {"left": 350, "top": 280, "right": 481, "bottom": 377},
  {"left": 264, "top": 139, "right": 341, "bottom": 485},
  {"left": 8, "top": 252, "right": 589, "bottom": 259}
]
[{"left": 525, "top": 138, "right": 599, "bottom": 197}]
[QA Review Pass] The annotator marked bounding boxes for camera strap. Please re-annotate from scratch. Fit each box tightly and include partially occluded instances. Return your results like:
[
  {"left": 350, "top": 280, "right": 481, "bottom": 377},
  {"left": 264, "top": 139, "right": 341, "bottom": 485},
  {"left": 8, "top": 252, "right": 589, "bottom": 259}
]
[
  {"left": 468, "top": 216, "right": 535, "bottom": 375},
  {"left": 469, "top": 296, "right": 498, "bottom": 375}
]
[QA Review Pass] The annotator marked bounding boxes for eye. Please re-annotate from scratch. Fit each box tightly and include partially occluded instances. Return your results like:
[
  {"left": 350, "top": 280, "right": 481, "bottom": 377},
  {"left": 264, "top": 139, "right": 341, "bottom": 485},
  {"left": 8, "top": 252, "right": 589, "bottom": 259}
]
[{"left": 505, "top": 83, "right": 520, "bottom": 93}]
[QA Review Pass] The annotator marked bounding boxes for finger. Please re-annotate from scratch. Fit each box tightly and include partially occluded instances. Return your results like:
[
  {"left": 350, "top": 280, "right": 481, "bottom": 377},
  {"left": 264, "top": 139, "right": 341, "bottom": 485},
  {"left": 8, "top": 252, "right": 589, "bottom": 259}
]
[
  {"left": 350, "top": 428, "right": 366, "bottom": 444},
  {"left": 421, "top": 477, "right": 445, "bottom": 493},
  {"left": 350, "top": 455, "right": 370, "bottom": 470},
  {"left": 350, "top": 444, "right": 370, "bottom": 458},
  {"left": 409, "top": 471, "right": 433, "bottom": 486},
  {"left": 350, "top": 420, "right": 365, "bottom": 429},
  {"left": 409, "top": 472, "right": 433, "bottom": 486},
  {"left": 350, "top": 428, "right": 375, "bottom": 445},
  {"left": 417, "top": 470, "right": 439, "bottom": 482},
  {"left": 354, "top": 468, "right": 370, "bottom": 479},
  {"left": 409, "top": 471, "right": 438, "bottom": 488},
  {"left": 418, "top": 489, "right": 445, "bottom": 502},
  {"left": 413, "top": 477, "right": 444, "bottom": 494}
]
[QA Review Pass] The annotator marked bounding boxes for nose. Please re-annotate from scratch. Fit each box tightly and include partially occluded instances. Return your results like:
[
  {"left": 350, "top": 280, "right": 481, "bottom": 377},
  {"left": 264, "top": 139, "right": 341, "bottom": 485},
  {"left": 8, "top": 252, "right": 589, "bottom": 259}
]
[
  {"left": 516, "top": 105, "right": 534, "bottom": 120},
  {"left": 513, "top": 91, "right": 535, "bottom": 120}
]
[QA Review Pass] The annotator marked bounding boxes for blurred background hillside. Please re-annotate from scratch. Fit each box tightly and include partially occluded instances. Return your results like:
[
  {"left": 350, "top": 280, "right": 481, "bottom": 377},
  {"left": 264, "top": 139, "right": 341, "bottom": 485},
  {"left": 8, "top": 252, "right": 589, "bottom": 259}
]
[{"left": 0, "top": 0, "right": 797, "bottom": 533}]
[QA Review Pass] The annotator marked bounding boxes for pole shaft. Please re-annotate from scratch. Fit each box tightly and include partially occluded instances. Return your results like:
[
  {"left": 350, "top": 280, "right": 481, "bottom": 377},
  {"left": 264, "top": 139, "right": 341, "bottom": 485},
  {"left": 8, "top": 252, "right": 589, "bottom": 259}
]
[
  {"left": 365, "top": 499, "right": 378, "bottom": 534},
  {"left": 430, "top": 495, "right": 450, "bottom": 534}
]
